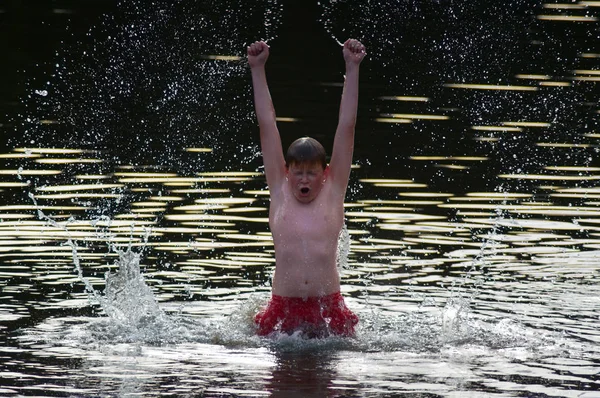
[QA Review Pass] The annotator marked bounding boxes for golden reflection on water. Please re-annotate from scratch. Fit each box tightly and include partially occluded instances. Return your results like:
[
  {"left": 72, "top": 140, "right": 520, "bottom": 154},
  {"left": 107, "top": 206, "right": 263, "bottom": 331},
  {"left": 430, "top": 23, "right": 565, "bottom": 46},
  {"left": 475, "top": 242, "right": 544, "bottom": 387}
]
[
  {"left": 444, "top": 83, "right": 538, "bottom": 91},
  {"left": 537, "top": 15, "right": 598, "bottom": 22},
  {"left": 379, "top": 113, "right": 450, "bottom": 121},
  {"left": 2, "top": 11, "right": 600, "bottom": 398},
  {"left": 3, "top": 62, "right": 600, "bottom": 284}
]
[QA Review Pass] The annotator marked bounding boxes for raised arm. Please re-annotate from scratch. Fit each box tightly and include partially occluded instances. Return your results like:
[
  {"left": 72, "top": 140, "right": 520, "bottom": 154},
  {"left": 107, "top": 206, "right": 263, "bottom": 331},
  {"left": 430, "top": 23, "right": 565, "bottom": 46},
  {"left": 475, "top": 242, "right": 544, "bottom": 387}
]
[
  {"left": 328, "top": 39, "right": 366, "bottom": 196},
  {"left": 247, "top": 41, "right": 286, "bottom": 194}
]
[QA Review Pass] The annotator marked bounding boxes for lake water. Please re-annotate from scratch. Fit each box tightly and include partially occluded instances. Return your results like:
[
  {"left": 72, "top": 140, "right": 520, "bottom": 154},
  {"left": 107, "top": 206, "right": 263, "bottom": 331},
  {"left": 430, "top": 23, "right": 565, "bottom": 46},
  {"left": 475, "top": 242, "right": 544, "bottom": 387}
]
[{"left": 1, "top": 1, "right": 599, "bottom": 397}]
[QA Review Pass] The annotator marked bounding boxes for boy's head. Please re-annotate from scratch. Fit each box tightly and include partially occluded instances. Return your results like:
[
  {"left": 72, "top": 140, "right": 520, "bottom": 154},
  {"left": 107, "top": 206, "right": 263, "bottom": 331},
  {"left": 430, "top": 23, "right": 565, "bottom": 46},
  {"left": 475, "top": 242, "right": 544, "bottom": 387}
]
[
  {"left": 285, "top": 137, "right": 329, "bottom": 204},
  {"left": 285, "top": 137, "right": 327, "bottom": 170}
]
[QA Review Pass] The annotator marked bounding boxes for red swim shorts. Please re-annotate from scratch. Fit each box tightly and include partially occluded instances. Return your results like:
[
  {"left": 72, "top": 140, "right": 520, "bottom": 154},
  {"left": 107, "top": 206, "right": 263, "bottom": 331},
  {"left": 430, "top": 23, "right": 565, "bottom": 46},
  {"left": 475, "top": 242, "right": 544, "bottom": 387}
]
[{"left": 254, "top": 292, "right": 359, "bottom": 337}]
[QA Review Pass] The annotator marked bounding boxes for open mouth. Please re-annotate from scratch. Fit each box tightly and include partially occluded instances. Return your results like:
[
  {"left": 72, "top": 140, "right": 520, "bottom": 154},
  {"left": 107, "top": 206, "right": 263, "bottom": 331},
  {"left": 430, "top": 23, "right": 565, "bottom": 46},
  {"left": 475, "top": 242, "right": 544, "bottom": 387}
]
[{"left": 300, "top": 187, "right": 309, "bottom": 194}]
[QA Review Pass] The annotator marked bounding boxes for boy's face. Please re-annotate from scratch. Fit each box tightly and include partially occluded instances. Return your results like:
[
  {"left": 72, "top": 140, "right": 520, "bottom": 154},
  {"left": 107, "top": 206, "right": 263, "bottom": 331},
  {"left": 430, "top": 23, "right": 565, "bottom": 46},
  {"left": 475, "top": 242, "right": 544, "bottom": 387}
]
[{"left": 286, "top": 162, "right": 328, "bottom": 203}]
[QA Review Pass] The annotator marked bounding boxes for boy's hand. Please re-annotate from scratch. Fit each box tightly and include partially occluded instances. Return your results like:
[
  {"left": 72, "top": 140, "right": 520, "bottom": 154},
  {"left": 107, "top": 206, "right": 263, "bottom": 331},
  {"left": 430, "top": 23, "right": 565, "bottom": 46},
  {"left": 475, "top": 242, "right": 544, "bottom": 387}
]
[
  {"left": 343, "top": 39, "right": 366, "bottom": 66},
  {"left": 247, "top": 41, "right": 270, "bottom": 68}
]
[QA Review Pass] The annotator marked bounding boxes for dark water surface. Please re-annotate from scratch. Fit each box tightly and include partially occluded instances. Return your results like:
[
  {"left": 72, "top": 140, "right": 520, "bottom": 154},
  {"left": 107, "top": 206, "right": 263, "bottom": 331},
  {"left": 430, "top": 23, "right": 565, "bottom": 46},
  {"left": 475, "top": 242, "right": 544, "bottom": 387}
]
[{"left": 1, "top": 1, "right": 600, "bottom": 397}]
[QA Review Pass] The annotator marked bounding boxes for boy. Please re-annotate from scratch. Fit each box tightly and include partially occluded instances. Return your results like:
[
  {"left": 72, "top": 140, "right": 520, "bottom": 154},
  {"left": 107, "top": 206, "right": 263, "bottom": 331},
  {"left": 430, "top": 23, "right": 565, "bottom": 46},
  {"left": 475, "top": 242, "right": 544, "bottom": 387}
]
[{"left": 247, "top": 38, "right": 366, "bottom": 337}]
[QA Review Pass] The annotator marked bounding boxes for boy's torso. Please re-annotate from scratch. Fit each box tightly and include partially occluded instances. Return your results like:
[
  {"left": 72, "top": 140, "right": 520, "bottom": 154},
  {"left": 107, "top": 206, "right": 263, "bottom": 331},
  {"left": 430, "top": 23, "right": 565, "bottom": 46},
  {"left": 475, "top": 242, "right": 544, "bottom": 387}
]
[{"left": 269, "top": 181, "right": 344, "bottom": 298}]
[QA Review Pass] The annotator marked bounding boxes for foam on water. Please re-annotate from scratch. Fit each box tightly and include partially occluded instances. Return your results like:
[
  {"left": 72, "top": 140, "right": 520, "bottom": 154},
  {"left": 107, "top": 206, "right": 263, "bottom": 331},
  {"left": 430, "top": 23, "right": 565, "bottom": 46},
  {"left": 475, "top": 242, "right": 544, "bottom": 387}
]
[{"left": 17, "top": 289, "right": 570, "bottom": 362}]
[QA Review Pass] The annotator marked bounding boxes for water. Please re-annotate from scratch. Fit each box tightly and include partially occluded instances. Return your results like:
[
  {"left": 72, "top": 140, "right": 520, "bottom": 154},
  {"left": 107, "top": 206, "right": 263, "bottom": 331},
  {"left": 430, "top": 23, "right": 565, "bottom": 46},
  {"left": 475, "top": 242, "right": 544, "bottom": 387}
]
[{"left": 2, "top": 1, "right": 600, "bottom": 396}]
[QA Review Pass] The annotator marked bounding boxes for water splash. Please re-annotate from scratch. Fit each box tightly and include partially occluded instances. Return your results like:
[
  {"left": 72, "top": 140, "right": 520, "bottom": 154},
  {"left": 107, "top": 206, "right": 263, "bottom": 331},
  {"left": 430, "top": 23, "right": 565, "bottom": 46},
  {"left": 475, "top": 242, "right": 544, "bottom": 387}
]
[
  {"left": 17, "top": 297, "right": 568, "bottom": 361},
  {"left": 102, "top": 248, "right": 163, "bottom": 325},
  {"left": 28, "top": 192, "right": 101, "bottom": 299},
  {"left": 12, "top": 192, "right": 570, "bottom": 356},
  {"left": 319, "top": 0, "right": 545, "bottom": 81},
  {"left": 14, "top": 0, "right": 284, "bottom": 172},
  {"left": 336, "top": 224, "right": 350, "bottom": 270},
  {"left": 28, "top": 191, "right": 169, "bottom": 335},
  {"left": 262, "top": 0, "right": 284, "bottom": 44}
]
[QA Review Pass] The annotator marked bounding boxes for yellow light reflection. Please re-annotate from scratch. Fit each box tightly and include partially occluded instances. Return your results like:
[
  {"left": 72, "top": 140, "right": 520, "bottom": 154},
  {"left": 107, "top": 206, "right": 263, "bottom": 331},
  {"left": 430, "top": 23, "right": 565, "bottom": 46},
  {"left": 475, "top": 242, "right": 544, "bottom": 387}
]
[
  {"left": 464, "top": 217, "right": 596, "bottom": 231},
  {"left": 0, "top": 213, "right": 35, "bottom": 219},
  {"left": 345, "top": 211, "right": 445, "bottom": 221},
  {"left": 36, "top": 184, "right": 123, "bottom": 192},
  {"left": 170, "top": 188, "right": 230, "bottom": 194},
  {"left": 155, "top": 226, "right": 238, "bottom": 234},
  {"left": 399, "top": 192, "right": 454, "bottom": 197},
  {"left": 173, "top": 204, "right": 228, "bottom": 211},
  {"left": 378, "top": 224, "right": 465, "bottom": 233},
  {"left": 33, "top": 193, "right": 121, "bottom": 200},
  {"left": 536, "top": 143, "right": 591, "bottom": 148},
  {"left": 185, "top": 148, "right": 213, "bottom": 153},
  {"left": 35, "top": 158, "right": 103, "bottom": 164},
  {"left": 557, "top": 187, "right": 600, "bottom": 193},
  {"left": 0, "top": 205, "right": 88, "bottom": 211},
  {"left": 75, "top": 174, "right": 110, "bottom": 180},
  {"left": 503, "top": 121, "right": 551, "bottom": 127},
  {"left": 573, "top": 76, "right": 600, "bottom": 81},
  {"left": 499, "top": 173, "right": 599, "bottom": 180},
  {"left": 434, "top": 164, "right": 469, "bottom": 170},
  {"left": 378, "top": 96, "right": 429, "bottom": 102},
  {"left": 360, "top": 199, "right": 440, "bottom": 205},
  {"left": 359, "top": 179, "right": 415, "bottom": 183},
  {"left": 115, "top": 214, "right": 156, "bottom": 219},
  {"left": 544, "top": 166, "right": 600, "bottom": 171},
  {"left": 375, "top": 118, "right": 412, "bottom": 124},
  {"left": 149, "top": 196, "right": 184, "bottom": 201},
  {"left": 443, "top": 203, "right": 600, "bottom": 216},
  {"left": 198, "top": 171, "right": 261, "bottom": 177},
  {"left": 540, "top": 81, "right": 571, "bottom": 87},
  {"left": 217, "top": 234, "right": 273, "bottom": 241},
  {"left": 543, "top": 3, "right": 586, "bottom": 8},
  {"left": 0, "top": 153, "right": 40, "bottom": 159},
  {"left": 0, "top": 170, "right": 61, "bottom": 175},
  {"left": 380, "top": 113, "right": 450, "bottom": 121},
  {"left": 471, "top": 126, "right": 522, "bottom": 131},
  {"left": 165, "top": 214, "right": 267, "bottom": 222},
  {"left": 468, "top": 192, "right": 532, "bottom": 198},
  {"left": 14, "top": 148, "right": 87, "bottom": 154},
  {"left": 244, "top": 190, "right": 270, "bottom": 196},
  {"left": 223, "top": 207, "right": 267, "bottom": 213},
  {"left": 178, "top": 221, "right": 235, "bottom": 227},
  {"left": 515, "top": 74, "right": 551, "bottom": 80},
  {"left": 200, "top": 55, "right": 242, "bottom": 61},
  {"left": 444, "top": 83, "right": 537, "bottom": 91},
  {"left": 537, "top": 15, "right": 598, "bottom": 22},
  {"left": 131, "top": 202, "right": 167, "bottom": 207},
  {"left": 118, "top": 177, "right": 199, "bottom": 183},
  {"left": 195, "top": 198, "right": 256, "bottom": 205},
  {"left": 131, "top": 208, "right": 166, "bottom": 213},
  {"left": 114, "top": 172, "right": 179, "bottom": 177},
  {"left": 375, "top": 183, "right": 429, "bottom": 188},
  {"left": 364, "top": 206, "right": 415, "bottom": 212}
]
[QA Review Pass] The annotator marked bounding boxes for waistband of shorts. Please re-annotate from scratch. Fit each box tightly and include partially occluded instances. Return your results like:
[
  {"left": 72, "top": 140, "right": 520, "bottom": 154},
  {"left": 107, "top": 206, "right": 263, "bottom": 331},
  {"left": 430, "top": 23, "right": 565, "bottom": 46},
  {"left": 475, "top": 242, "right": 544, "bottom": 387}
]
[{"left": 270, "top": 291, "right": 342, "bottom": 304}]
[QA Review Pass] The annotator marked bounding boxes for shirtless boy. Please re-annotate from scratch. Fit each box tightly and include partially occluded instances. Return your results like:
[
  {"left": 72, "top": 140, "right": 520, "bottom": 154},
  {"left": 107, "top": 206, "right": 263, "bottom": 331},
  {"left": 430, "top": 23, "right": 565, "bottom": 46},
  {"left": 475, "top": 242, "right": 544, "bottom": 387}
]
[{"left": 247, "top": 38, "right": 366, "bottom": 337}]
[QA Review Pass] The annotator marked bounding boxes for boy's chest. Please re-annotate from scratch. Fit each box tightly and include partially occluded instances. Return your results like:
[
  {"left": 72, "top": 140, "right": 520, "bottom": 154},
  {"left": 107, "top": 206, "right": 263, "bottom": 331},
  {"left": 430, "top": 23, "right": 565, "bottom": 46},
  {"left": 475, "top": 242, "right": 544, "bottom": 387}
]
[{"left": 270, "top": 192, "right": 342, "bottom": 237}]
